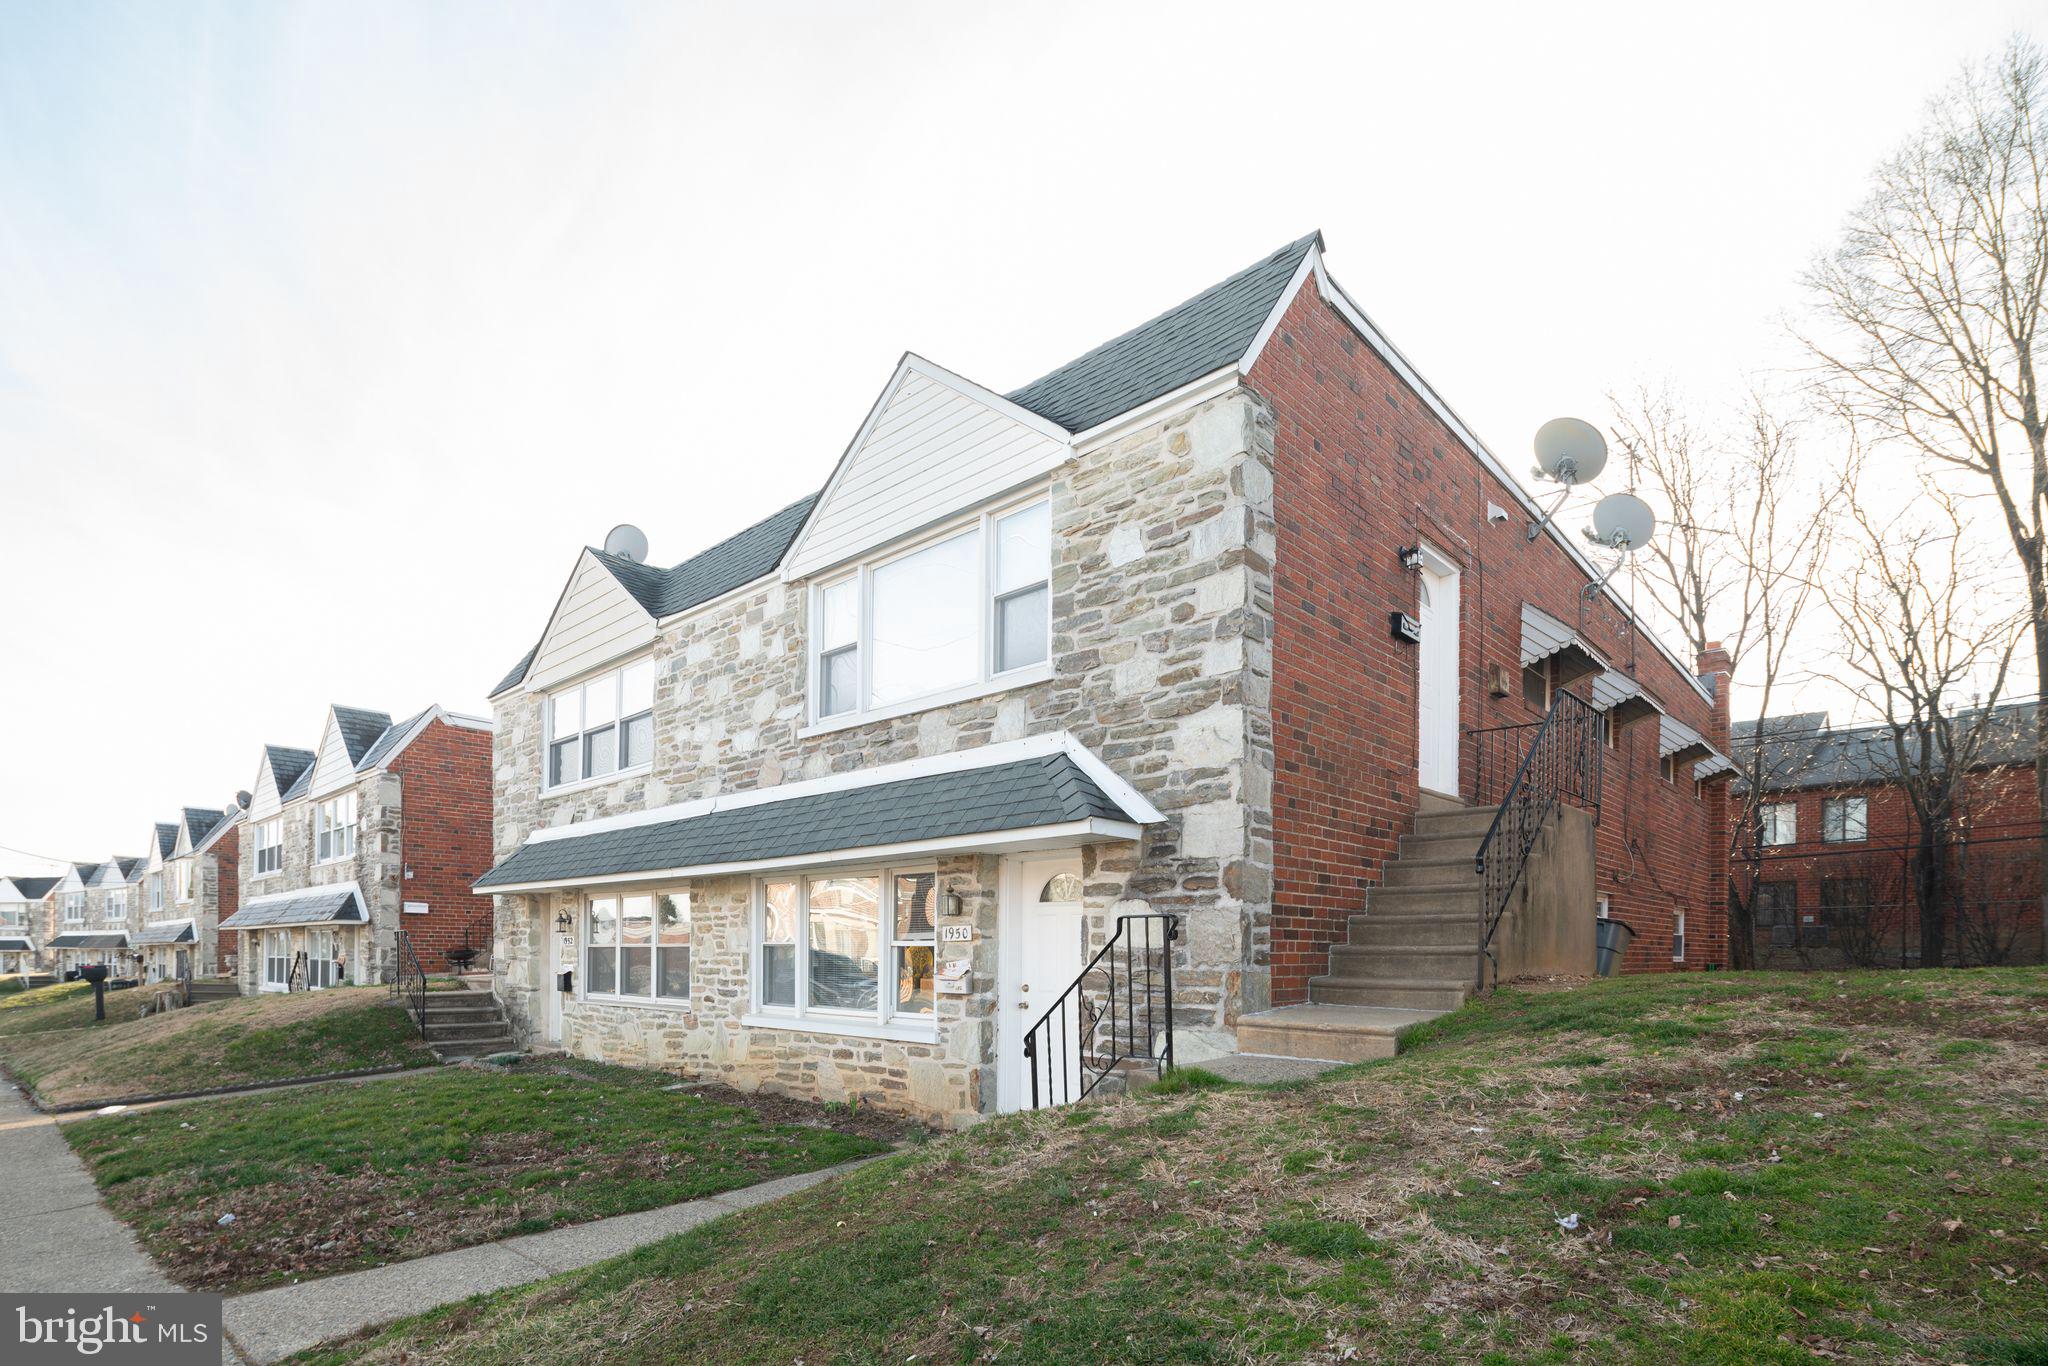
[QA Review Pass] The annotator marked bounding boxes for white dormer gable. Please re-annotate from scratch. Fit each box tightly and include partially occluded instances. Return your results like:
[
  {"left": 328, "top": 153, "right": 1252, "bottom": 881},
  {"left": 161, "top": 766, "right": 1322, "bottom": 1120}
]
[
  {"left": 146, "top": 838, "right": 164, "bottom": 874},
  {"left": 525, "top": 549, "right": 659, "bottom": 692},
  {"left": 91, "top": 862, "right": 126, "bottom": 889},
  {"left": 782, "top": 354, "right": 1072, "bottom": 582},
  {"left": 0, "top": 878, "right": 22, "bottom": 903},
  {"left": 310, "top": 709, "right": 363, "bottom": 798},
  {"left": 172, "top": 822, "right": 193, "bottom": 859},
  {"left": 250, "top": 755, "right": 284, "bottom": 821},
  {"left": 54, "top": 867, "right": 84, "bottom": 895}
]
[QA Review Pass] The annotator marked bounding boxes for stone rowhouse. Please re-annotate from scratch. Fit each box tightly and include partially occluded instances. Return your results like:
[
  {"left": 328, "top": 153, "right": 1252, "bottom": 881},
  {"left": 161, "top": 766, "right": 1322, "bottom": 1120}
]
[
  {"left": 1732, "top": 701, "right": 2045, "bottom": 968},
  {"left": 480, "top": 232, "right": 1733, "bottom": 1128},
  {"left": 133, "top": 803, "right": 243, "bottom": 982},
  {"left": 42, "top": 855, "right": 146, "bottom": 977},
  {"left": 222, "top": 704, "right": 493, "bottom": 993},
  {"left": 0, "top": 875, "right": 58, "bottom": 974}
]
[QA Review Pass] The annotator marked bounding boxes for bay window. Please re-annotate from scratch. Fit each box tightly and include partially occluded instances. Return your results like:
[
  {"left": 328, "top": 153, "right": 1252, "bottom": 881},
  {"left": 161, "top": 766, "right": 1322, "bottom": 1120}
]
[
  {"left": 811, "top": 497, "right": 1051, "bottom": 723},
  {"left": 547, "top": 657, "right": 656, "bottom": 789},
  {"left": 752, "top": 867, "right": 938, "bottom": 1029},
  {"left": 254, "top": 819, "right": 283, "bottom": 876},
  {"left": 315, "top": 793, "right": 358, "bottom": 863},
  {"left": 582, "top": 890, "right": 691, "bottom": 1005}
]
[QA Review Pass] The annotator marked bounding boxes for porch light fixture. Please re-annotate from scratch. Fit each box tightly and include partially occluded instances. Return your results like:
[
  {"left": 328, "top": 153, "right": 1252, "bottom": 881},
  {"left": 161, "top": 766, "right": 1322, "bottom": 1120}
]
[
  {"left": 943, "top": 891, "right": 965, "bottom": 918},
  {"left": 1398, "top": 546, "right": 1425, "bottom": 572},
  {"left": 554, "top": 908, "right": 573, "bottom": 933}
]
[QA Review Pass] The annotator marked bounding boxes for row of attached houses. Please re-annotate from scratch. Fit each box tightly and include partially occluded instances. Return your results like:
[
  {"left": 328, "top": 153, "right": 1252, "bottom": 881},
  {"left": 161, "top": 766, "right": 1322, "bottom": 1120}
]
[
  {"left": 2, "top": 704, "right": 494, "bottom": 993},
  {"left": 474, "top": 231, "right": 1737, "bottom": 1127}
]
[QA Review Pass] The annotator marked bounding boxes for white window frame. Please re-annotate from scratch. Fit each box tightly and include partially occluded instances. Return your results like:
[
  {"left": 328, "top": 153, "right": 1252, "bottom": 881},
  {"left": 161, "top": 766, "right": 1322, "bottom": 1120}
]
[
  {"left": 576, "top": 888, "right": 693, "bottom": 1009},
  {"left": 175, "top": 860, "right": 192, "bottom": 904},
  {"left": 542, "top": 656, "right": 657, "bottom": 793},
  {"left": 148, "top": 873, "right": 163, "bottom": 915},
  {"left": 263, "top": 930, "right": 292, "bottom": 991},
  {"left": 1758, "top": 802, "right": 1797, "bottom": 847},
  {"left": 1672, "top": 910, "right": 1687, "bottom": 962},
  {"left": 63, "top": 892, "right": 85, "bottom": 922},
  {"left": 253, "top": 819, "right": 284, "bottom": 877},
  {"left": 744, "top": 865, "right": 940, "bottom": 1040},
  {"left": 803, "top": 494, "right": 1053, "bottom": 734},
  {"left": 314, "top": 793, "right": 358, "bottom": 865},
  {"left": 105, "top": 889, "right": 127, "bottom": 919},
  {"left": 1821, "top": 795, "right": 1868, "bottom": 844}
]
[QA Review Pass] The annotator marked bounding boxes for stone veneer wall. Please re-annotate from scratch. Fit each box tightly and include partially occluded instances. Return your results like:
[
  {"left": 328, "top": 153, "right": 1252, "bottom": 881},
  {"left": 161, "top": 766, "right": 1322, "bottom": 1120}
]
[
  {"left": 492, "top": 391, "right": 1277, "bottom": 1126},
  {"left": 234, "top": 772, "right": 403, "bottom": 993}
]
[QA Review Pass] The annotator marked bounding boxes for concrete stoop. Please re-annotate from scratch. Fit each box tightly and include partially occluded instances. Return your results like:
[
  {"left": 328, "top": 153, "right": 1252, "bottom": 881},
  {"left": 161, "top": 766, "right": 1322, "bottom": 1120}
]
[
  {"left": 417, "top": 989, "right": 519, "bottom": 1061},
  {"left": 1232, "top": 1003, "right": 1444, "bottom": 1063}
]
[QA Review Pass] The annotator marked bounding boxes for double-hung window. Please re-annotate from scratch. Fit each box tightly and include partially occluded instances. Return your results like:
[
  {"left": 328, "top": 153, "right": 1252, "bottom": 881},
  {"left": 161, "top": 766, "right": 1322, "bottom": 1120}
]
[
  {"left": 315, "top": 793, "right": 358, "bottom": 863},
  {"left": 753, "top": 869, "right": 938, "bottom": 1028},
  {"left": 254, "top": 819, "right": 283, "bottom": 876},
  {"left": 582, "top": 891, "right": 691, "bottom": 1005},
  {"left": 1672, "top": 911, "right": 1686, "bottom": 962},
  {"left": 264, "top": 931, "right": 291, "bottom": 989},
  {"left": 1757, "top": 802, "right": 1797, "bottom": 847},
  {"left": 175, "top": 861, "right": 192, "bottom": 903},
  {"left": 148, "top": 874, "right": 163, "bottom": 914},
  {"left": 63, "top": 892, "right": 84, "bottom": 921},
  {"left": 546, "top": 657, "right": 656, "bottom": 789},
  {"left": 105, "top": 890, "right": 126, "bottom": 919},
  {"left": 811, "top": 498, "right": 1051, "bottom": 723},
  {"left": 1821, "top": 796, "right": 1867, "bottom": 844}
]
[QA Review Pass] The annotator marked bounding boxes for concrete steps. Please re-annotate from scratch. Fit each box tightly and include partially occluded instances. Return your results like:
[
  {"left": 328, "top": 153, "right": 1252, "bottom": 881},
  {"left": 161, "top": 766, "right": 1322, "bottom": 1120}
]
[
  {"left": 1234, "top": 1004, "right": 1443, "bottom": 1062},
  {"left": 414, "top": 989, "right": 519, "bottom": 1061},
  {"left": 186, "top": 979, "right": 241, "bottom": 1003}
]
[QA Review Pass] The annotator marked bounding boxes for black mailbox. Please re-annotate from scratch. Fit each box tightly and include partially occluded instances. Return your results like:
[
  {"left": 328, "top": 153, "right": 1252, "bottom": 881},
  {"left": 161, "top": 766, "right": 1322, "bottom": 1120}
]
[{"left": 557, "top": 969, "right": 573, "bottom": 993}]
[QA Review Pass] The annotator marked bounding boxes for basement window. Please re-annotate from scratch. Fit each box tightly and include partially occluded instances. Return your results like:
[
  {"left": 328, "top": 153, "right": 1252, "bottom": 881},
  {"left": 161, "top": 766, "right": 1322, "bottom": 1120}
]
[{"left": 1672, "top": 911, "right": 1686, "bottom": 962}]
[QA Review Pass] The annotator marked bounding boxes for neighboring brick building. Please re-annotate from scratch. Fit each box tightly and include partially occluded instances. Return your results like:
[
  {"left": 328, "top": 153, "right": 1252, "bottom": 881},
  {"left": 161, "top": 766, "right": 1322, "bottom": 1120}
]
[
  {"left": 134, "top": 803, "right": 243, "bottom": 981},
  {"left": 222, "top": 705, "right": 493, "bottom": 992},
  {"left": 479, "top": 232, "right": 1731, "bottom": 1127},
  {"left": 1732, "top": 703, "right": 2045, "bottom": 967}
]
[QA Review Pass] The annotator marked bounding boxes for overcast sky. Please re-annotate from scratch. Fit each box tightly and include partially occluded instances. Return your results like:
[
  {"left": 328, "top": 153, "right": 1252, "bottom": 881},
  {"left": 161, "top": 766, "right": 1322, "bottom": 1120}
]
[{"left": 1, "top": 0, "right": 2038, "bottom": 873}]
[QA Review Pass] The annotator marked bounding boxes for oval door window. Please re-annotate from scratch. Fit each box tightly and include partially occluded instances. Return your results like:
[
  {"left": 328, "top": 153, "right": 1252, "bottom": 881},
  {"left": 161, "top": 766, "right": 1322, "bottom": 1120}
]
[{"left": 1039, "top": 872, "right": 1084, "bottom": 902}]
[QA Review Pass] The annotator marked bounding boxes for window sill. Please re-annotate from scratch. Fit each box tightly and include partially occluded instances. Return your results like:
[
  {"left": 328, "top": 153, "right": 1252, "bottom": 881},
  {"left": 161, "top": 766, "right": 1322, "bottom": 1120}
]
[
  {"left": 799, "top": 664, "right": 1053, "bottom": 738},
  {"left": 741, "top": 1011, "right": 940, "bottom": 1044},
  {"left": 576, "top": 993, "right": 694, "bottom": 1014},
  {"left": 541, "top": 764, "right": 655, "bottom": 800}
]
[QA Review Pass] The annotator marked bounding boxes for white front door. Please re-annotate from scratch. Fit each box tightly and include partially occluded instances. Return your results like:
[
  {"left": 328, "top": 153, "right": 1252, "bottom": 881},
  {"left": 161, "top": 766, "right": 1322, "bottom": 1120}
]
[
  {"left": 1416, "top": 552, "right": 1462, "bottom": 796},
  {"left": 997, "top": 855, "right": 1088, "bottom": 1113}
]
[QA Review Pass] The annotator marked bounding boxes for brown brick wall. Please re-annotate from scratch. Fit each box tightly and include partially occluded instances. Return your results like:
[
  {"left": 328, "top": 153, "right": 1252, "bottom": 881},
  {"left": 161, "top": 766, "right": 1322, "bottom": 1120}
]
[{"left": 1248, "top": 282, "right": 1728, "bottom": 1001}]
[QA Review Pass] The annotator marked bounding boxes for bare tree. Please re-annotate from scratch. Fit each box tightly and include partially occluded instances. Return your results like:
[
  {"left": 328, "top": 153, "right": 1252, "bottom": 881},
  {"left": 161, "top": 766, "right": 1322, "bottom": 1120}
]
[
  {"left": 1609, "top": 386, "right": 1835, "bottom": 967},
  {"left": 1800, "top": 35, "right": 2048, "bottom": 955},
  {"left": 1826, "top": 466, "right": 2025, "bottom": 967}
]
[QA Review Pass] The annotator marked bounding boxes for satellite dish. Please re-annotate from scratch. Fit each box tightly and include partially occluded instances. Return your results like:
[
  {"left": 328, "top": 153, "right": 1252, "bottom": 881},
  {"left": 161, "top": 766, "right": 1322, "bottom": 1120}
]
[
  {"left": 602, "top": 524, "right": 649, "bottom": 564},
  {"left": 1533, "top": 417, "right": 1608, "bottom": 485},
  {"left": 1592, "top": 492, "right": 1655, "bottom": 550}
]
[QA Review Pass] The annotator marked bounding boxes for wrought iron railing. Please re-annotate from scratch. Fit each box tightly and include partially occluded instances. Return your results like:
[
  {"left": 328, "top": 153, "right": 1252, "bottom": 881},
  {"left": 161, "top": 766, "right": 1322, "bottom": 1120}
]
[
  {"left": 392, "top": 929, "right": 428, "bottom": 1039},
  {"left": 1023, "top": 913, "right": 1179, "bottom": 1109},
  {"left": 1471, "top": 690, "right": 1604, "bottom": 992}
]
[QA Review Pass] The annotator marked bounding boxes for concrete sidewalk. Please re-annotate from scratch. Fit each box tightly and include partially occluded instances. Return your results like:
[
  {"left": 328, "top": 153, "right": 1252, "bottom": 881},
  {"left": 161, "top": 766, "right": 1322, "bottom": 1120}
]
[
  {"left": 222, "top": 1155, "right": 888, "bottom": 1363},
  {"left": 0, "top": 1079, "right": 175, "bottom": 1294}
]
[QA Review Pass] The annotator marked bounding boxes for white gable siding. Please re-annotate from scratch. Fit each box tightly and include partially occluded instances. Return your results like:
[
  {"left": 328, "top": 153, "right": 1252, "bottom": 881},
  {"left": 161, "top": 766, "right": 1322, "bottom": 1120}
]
[
  {"left": 783, "top": 363, "right": 1069, "bottom": 581},
  {"left": 309, "top": 713, "right": 358, "bottom": 797},
  {"left": 527, "top": 551, "right": 657, "bottom": 692},
  {"left": 249, "top": 759, "right": 283, "bottom": 821}
]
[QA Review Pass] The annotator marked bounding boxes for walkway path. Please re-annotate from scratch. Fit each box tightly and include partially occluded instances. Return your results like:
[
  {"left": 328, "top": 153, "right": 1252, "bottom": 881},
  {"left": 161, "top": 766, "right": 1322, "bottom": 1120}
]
[
  {"left": 221, "top": 1156, "right": 887, "bottom": 1363},
  {"left": 0, "top": 1078, "right": 174, "bottom": 1293}
]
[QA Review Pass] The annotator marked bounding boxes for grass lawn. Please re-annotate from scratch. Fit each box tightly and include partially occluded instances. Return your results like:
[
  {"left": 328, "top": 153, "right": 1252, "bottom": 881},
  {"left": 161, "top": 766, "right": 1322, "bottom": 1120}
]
[
  {"left": 67, "top": 1058, "right": 902, "bottom": 1291},
  {"left": 301, "top": 968, "right": 2048, "bottom": 1364},
  {"left": 0, "top": 986, "right": 431, "bottom": 1106}
]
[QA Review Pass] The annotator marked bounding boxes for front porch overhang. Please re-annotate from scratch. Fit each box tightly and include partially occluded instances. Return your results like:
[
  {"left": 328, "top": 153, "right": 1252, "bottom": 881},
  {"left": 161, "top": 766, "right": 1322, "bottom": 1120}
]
[
  {"left": 1521, "top": 603, "right": 1609, "bottom": 690},
  {"left": 476, "top": 732, "right": 1160, "bottom": 897}
]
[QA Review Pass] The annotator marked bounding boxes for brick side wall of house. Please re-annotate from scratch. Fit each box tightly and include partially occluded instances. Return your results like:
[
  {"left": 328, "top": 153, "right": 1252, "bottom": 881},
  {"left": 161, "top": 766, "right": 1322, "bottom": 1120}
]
[
  {"left": 387, "top": 719, "right": 496, "bottom": 972},
  {"left": 1248, "top": 284, "right": 1729, "bottom": 1003},
  {"left": 1736, "top": 764, "right": 2044, "bottom": 968},
  {"left": 210, "top": 829, "right": 240, "bottom": 976}
]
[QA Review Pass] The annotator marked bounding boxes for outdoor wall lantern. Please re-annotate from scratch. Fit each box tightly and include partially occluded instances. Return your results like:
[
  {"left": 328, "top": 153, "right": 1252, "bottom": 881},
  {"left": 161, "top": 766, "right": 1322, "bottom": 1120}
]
[
  {"left": 943, "top": 891, "right": 966, "bottom": 918},
  {"left": 1398, "top": 546, "right": 1425, "bottom": 572},
  {"left": 554, "top": 908, "right": 573, "bottom": 932}
]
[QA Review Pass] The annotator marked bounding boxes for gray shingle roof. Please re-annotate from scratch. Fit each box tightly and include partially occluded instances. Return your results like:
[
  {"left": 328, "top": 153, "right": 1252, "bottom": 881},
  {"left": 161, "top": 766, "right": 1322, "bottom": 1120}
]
[
  {"left": 355, "top": 706, "right": 433, "bottom": 772},
  {"left": 221, "top": 885, "right": 368, "bottom": 930},
  {"left": 133, "top": 921, "right": 197, "bottom": 946},
  {"left": 49, "top": 932, "right": 127, "bottom": 949},
  {"left": 1732, "top": 700, "right": 2039, "bottom": 793},
  {"left": 491, "top": 495, "right": 820, "bottom": 699},
  {"left": 0, "top": 936, "right": 32, "bottom": 952},
  {"left": 332, "top": 707, "right": 395, "bottom": 764},
  {"left": 10, "top": 876, "right": 59, "bottom": 901},
  {"left": 153, "top": 822, "right": 179, "bottom": 860},
  {"left": 479, "top": 753, "right": 1135, "bottom": 890},
  {"left": 113, "top": 856, "right": 145, "bottom": 881},
  {"left": 266, "top": 745, "right": 315, "bottom": 797},
  {"left": 1004, "top": 233, "right": 1321, "bottom": 432},
  {"left": 182, "top": 807, "right": 225, "bottom": 846}
]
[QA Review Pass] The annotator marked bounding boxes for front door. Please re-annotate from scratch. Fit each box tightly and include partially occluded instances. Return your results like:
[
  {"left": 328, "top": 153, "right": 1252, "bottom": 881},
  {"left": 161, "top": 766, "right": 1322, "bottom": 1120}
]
[
  {"left": 998, "top": 855, "right": 1088, "bottom": 1113},
  {"left": 1416, "top": 551, "right": 1461, "bottom": 796}
]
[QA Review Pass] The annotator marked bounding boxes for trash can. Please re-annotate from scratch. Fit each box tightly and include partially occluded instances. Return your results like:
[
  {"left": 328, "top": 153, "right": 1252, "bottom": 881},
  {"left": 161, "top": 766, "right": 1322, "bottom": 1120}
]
[{"left": 1594, "top": 918, "right": 1636, "bottom": 977}]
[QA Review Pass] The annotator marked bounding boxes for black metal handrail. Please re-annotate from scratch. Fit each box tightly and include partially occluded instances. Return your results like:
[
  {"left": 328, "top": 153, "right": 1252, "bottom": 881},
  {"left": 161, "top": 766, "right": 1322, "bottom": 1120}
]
[
  {"left": 1471, "top": 690, "right": 1604, "bottom": 992},
  {"left": 1023, "top": 913, "right": 1179, "bottom": 1109},
  {"left": 392, "top": 929, "right": 428, "bottom": 1039}
]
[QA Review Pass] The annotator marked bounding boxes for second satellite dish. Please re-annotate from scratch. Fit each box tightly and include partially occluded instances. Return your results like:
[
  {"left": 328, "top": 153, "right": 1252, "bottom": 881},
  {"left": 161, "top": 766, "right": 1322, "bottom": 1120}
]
[
  {"left": 603, "top": 524, "right": 650, "bottom": 564},
  {"left": 1533, "top": 417, "right": 1608, "bottom": 485},
  {"left": 1591, "top": 492, "right": 1655, "bottom": 550}
]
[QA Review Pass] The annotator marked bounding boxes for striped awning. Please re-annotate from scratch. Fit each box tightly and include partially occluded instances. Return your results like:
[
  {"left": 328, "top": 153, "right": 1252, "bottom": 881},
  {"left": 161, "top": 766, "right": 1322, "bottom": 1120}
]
[
  {"left": 1590, "top": 672, "right": 1663, "bottom": 729},
  {"left": 1520, "top": 604, "right": 1608, "bottom": 689}
]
